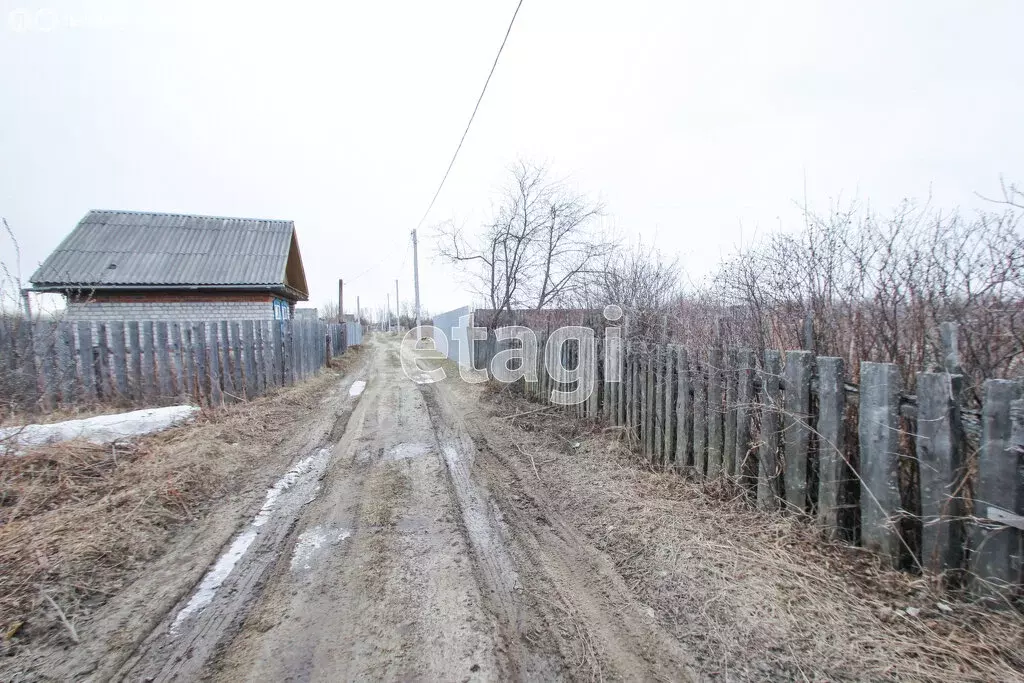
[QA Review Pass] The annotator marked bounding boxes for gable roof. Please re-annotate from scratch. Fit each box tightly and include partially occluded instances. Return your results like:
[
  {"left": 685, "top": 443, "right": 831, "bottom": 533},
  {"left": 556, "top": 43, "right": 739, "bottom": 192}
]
[{"left": 30, "top": 210, "right": 308, "bottom": 299}]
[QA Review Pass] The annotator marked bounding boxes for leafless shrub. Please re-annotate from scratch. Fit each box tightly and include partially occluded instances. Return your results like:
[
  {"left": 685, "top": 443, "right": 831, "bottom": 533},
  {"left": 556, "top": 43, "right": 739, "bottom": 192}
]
[{"left": 666, "top": 186, "right": 1023, "bottom": 403}]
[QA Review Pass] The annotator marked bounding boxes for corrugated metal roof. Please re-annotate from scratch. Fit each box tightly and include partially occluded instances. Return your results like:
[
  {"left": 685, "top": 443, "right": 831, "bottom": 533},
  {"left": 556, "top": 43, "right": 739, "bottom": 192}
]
[{"left": 30, "top": 210, "right": 298, "bottom": 289}]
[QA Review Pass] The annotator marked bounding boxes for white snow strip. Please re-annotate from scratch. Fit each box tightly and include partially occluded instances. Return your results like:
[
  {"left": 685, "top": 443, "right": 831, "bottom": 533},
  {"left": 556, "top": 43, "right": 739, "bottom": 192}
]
[
  {"left": 253, "top": 449, "right": 329, "bottom": 527},
  {"left": 170, "top": 446, "right": 332, "bottom": 633},
  {"left": 349, "top": 380, "right": 366, "bottom": 397},
  {"left": 0, "top": 405, "right": 200, "bottom": 454},
  {"left": 170, "top": 529, "right": 257, "bottom": 632}
]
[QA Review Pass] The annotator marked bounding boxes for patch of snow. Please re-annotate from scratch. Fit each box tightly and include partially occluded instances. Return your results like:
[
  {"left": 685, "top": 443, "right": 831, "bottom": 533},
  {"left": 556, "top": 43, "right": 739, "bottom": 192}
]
[
  {"left": 290, "top": 525, "right": 351, "bottom": 571},
  {"left": 171, "top": 528, "right": 257, "bottom": 633},
  {"left": 253, "top": 448, "right": 329, "bottom": 527},
  {"left": 170, "top": 446, "right": 332, "bottom": 633},
  {"left": 0, "top": 405, "right": 200, "bottom": 454},
  {"left": 384, "top": 442, "right": 432, "bottom": 461},
  {"left": 349, "top": 380, "right": 366, "bottom": 397},
  {"left": 291, "top": 526, "right": 328, "bottom": 570}
]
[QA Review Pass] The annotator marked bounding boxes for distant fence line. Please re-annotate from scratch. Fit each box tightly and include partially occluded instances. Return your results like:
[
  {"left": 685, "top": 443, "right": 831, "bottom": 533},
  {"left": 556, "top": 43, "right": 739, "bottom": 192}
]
[
  {"left": 0, "top": 318, "right": 364, "bottom": 413},
  {"left": 464, "top": 316, "right": 1023, "bottom": 602}
]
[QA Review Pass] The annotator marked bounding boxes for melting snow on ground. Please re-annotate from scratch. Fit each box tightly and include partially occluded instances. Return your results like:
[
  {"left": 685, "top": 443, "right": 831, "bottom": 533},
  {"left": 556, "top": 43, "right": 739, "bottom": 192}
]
[
  {"left": 170, "top": 446, "right": 332, "bottom": 633},
  {"left": 290, "top": 526, "right": 351, "bottom": 571},
  {"left": 349, "top": 380, "right": 366, "bottom": 397},
  {"left": 0, "top": 405, "right": 200, "bottom": 454}
]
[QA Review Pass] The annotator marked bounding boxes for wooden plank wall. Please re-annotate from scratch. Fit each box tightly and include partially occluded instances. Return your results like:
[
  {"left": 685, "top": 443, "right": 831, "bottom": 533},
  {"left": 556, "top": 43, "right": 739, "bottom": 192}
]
[
  {"left": 472, "top": 323, "right": 1022, "bottom": 600},
  {"left": 0, "top": 319, "right": 352, "bottom": 414}
]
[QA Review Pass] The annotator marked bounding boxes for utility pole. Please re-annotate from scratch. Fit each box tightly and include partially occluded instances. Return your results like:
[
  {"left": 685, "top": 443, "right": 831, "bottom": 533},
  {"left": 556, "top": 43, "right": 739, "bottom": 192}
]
[
  {"left": 338, "top": 279, "right": 344, "bottom": 322},
  {"left": 356, "top": 296, "right": 361, "bottom": 324},
  {"left": 411, "top": 229, "right": 421, "bottom": 331},
  {"left": 386, "top": 293, "right": 391, "bottom": 332},
  {"left": 395, "top": 279, "right": 400, "bottom": 333}
]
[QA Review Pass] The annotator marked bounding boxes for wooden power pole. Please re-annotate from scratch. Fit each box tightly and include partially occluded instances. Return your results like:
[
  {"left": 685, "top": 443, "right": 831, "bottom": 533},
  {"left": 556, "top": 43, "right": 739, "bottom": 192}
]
[
  {"left": 338, "top": 279, "right": 344, "bottom": 322},
  {"left": 412, "top": 229, "right": 421, "bottom": 329}
]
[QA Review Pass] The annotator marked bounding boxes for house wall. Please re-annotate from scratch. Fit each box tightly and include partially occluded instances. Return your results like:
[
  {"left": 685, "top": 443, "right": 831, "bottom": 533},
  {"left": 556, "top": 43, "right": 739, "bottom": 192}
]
[{"left": 63, "top": 292, "right": 288, "bottom": 323}]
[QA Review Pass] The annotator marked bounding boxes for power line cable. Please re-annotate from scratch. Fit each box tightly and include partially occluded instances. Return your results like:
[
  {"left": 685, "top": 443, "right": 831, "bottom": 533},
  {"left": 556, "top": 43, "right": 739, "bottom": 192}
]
[
  {"left": 348, "top": 1, "right": 523, "bottom": 289},
  {"left": 414, "top": 0, "right": 524, "bottom": 231}
]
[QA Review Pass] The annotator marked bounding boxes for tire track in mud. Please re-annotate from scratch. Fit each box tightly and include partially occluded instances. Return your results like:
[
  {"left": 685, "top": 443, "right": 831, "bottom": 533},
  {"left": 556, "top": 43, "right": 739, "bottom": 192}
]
[
  {"left": 420, "top": 370, "right": 700, "bottom": 682},
  {"left": 207, "top": 336, "right": 504, "bottom": 682},
  {"left": 114, "top": 360, "right": 375, "bottom": 682}
]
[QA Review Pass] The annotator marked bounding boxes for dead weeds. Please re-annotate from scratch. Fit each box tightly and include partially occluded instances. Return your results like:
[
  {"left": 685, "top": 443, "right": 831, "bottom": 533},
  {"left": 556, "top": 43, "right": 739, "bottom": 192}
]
[
  {"left": 0, "top": 368, "right": 343, "bottom": 651},
  {"left": 485, "top": 390, "right": 1024, "bottom": 682}
]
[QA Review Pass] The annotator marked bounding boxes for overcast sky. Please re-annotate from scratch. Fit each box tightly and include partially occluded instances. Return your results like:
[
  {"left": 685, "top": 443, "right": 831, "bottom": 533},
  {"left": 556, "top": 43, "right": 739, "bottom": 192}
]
[{"left": 2, "top": 0, "right": 1023, "bottom": 317}]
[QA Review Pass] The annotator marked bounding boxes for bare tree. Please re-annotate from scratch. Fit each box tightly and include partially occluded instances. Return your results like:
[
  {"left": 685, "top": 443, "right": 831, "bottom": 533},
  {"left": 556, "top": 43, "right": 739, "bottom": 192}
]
[{"left": 436, "top": 161, "right": 612, "bottom": 326}]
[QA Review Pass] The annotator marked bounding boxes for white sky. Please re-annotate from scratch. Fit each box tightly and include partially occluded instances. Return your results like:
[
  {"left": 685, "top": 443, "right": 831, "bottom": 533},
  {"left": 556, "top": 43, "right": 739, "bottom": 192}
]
[{"left": 2, "top": 0, "right": 1023, "bottom": 317}]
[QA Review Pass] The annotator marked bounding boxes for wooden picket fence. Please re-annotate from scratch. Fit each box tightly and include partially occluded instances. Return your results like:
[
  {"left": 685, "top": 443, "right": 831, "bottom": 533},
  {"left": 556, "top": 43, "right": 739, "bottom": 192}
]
[
  {"left": 473, "top": 326, "right": 1023, "bottom": 600},
  {"left": 0, "top": 318, "right": 357, "bottom": 412}
]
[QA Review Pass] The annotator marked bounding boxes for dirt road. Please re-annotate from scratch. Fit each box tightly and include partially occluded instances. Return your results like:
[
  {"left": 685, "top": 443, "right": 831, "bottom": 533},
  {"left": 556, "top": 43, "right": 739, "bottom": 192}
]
[
  {"left": 112, "top": 333, "right": 694, "bottom": 681},
  {"left": 11, "top": 332, "right": 1019, "bottom": 682}
]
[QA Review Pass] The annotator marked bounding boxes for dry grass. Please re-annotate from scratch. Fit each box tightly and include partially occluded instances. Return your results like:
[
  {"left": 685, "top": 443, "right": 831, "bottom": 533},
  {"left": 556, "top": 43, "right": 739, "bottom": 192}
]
[
  {"left": 0, "top": 369, "right": 343, "bottom": 648},
  {"left": 486, "top": 390, "right": 1024, "bottom": 682}
]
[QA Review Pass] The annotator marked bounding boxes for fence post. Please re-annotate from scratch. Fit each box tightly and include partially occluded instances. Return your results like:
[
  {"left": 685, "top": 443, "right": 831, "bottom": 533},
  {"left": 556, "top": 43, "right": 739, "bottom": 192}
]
[
  {"left": 970, "top": 380, "right": 1023, "bottom": 598},
  {"left": 664, "top": 345, "right": 675, "bottom": 469},
  {"left": 675, "top": 346, "right": 692, "bottom": 473},
  {"left": 265, "top": 321, "right": 277, "bottom": 389},
  {"left": 56, "top": 321, "right": 76, "bottom": 405},
  {"left": 916, "top": 371, "right": 966, "bottom": 577},
  {"left": 181, "top": 323, "right": 195, "bottom": 401},
  {"left": 654, "top": 345, "right": 665, "bottom": 466},
  {"left": 724, "top": 348, "right": 737, "bottom": 477},
  {"left": 141, "top": 321, "right": 156, "bottom": 403},
  {"left": 272, "top": 321, "right": 284, "bottom": 387},
  {"left": 588, "top": 333, "right": 599, "bottom": 418},
  {"left": 693, "top": 355, "right": 708, "bottom": 478},
  {"left": 192, "top": 322, "right": 208, "bottom": 406},
  {"left": 74, "top": 321, "right": 95, "bottom": 403},
  {"left": 783, "top": 350, "right": 814, "bottom": 512},
  {"left": 625, "top": 341, "right": 635, "bottom": 441},
  {"left": 16, "top": 320, "right": 39, "bottom": 408},
  {"left": 110, "top": 321, "right": 128, "bottom": 399},
  {"left": 284, "top": 320, "right": 294, "bottom": 385},
  {"left": 254, "top": 321, "right": 266, "bottom": 394},
  {"left": 170, "top": 322, "right": 184, "bottom": 398},
  {"left": 35, "top": 321, "right": 57, "bottom": 411},
  {"left": 243, "top": 320, "right": 257, "bottom": 398},
  {"left": 156, "top": 322, "right": 172, "bottom": 400},
  {"left": 644, "top": 345, "right": 655, "bottom": 461},
  {"left": 208, "top": 323, "right": 223, "bottom": 406},
  {"left": 707, "top": 347, "right": 724, "bottom": 479},
  {"left": 127, "top": 321, "right": 142, "bottom": 401},
  {"left": 758, "top": 350, "right": 782, "bottom": 509},
  {"left": 223, "top": 321, "right": 238, "bottom": 400},
  {"left": 858, "top": 361, "right": 903, "bottom": 568},
  {"left": 816, "top": 357, "right": 846, "bottom": 538},
  {"left": 735, "top": 349, "right": 757, "bottom": 492},
  {"left": 96, "top": 322, "right": 113, "bottom": 400}
]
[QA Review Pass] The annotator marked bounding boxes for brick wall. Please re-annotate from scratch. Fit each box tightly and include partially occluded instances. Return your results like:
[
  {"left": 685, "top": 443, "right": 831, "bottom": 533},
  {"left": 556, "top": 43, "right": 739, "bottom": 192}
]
[{"left": 65, "top": 299, "right": 277, "bottom": 323}]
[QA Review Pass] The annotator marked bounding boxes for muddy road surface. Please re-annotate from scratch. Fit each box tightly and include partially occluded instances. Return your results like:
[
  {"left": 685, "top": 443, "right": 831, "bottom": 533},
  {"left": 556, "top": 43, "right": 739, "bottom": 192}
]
[{"left": 114, "top": 333, "right": 694, "bottom": 681}]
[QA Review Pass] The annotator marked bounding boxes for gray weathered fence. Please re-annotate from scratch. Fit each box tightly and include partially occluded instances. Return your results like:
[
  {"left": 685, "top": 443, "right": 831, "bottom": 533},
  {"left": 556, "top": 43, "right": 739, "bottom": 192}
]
[
  {"left": 0, "top": 318, "right": 358, "bottom": 412},
  {"left": 473, "top": 324, "right": 1023, "bottom": 600}
]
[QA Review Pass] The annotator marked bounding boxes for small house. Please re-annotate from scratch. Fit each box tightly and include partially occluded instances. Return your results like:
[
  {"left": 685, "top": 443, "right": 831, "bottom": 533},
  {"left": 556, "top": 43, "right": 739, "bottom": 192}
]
[{"left": 30, "top": 210, "right": 309, "bottom": 322}]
